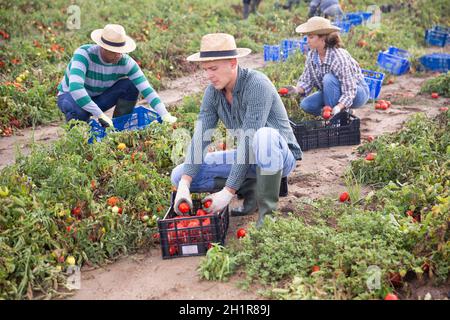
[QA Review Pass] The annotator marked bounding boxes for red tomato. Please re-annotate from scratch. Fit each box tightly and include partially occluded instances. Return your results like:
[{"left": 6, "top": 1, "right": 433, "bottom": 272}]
[
  {"left": 339, "top": 192, "right": 350, "bottom": 202},
  {"left": 323, "top": 106, "right": 332, "bottom": 112},
  {"left": 406, "top": 210, "right": 414, "bottom": 217},
  {"left": 312, "top": 265, "right": 320, "bottom": 273},
  {"left": 71, "top": 207, "right": 81, "bottom": 217},
  {"left": 196, "top": 209, "right": 207, "bottom": 216},
  {"left": 384, "top": 293, "right": 399, "bottom": 300},
  {"left": 169, "top": 245, "right": 178, "bottom": 256},
  {"left": 178, "top": 202, "right": 190, "bottom": 214},
  {"left": 203, "top": 200, "right": 212, "bottom": 209},
  {"left": 322, "top": 111, "right": 331, "bottom": 120},
  {"left": 365, "top": 153, "right": 376, "bottom": 161},
  {"left": 236, "top": 228, "right": 246, "bottom": 239},
  {"left": 367, "top": 135, "right": 375, "bottom": 142},
  {"left": 440, "top": 107, "right": 448, "bottom": 112},
  {"left": 278, "top": 87, "right": 289, "bottom": 95},
  {"left": 431, "top": 92, "right": 439, "bottom": 99}
]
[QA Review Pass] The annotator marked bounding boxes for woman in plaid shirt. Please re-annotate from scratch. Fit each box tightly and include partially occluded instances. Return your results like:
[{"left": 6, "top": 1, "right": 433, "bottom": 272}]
[{"left": 286, "top": 17, "right": 370, "bottom": 117}]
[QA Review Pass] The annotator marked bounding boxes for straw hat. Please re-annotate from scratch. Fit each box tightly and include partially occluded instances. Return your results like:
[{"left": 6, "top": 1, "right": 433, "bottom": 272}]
[
  {"left": 295, "top": 17, "right": 340, "bottom": 35},
  {"left": 187, "top": 33, "right": 251, "bottom": 62},
  {"left": 91, "top": 24, "right": 136, "bottom": 53}
]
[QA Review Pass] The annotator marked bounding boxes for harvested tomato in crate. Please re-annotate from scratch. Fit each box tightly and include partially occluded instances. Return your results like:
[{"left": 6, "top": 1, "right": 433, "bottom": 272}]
[{"left": 157, "top": 192, "right": 229, "bottom": 259}]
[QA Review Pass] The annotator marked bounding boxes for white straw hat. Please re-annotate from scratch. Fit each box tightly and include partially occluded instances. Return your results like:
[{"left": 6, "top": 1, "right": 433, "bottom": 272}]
[
  {"left": 295, "top": 17, "right": 340, "bottom": 35},
  {"left": 187, "top": 33, "right": 251, "bottom": 62},
  {"left": 91, "top": 24, "right": 136, "bottom": 53}
]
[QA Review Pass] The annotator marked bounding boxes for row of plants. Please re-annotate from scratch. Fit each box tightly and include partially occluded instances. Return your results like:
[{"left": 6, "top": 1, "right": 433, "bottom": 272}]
[{"left": 198, "top": 111, "right": 449, "bottom": 299}]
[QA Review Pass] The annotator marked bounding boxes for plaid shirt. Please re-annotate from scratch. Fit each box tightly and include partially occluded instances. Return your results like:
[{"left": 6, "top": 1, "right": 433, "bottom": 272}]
[
  {"left": 297, "top": 47, "right": 365, "bottom": 107},
  {"left": 183, "top": 67, "right": 302, "bottom": 191}
]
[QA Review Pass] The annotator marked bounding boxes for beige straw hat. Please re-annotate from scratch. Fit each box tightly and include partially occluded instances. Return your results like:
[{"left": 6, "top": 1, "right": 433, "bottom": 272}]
[
  {"left": 295, "top": 17, "right": 340, "bottom": 35},
  {"left": 187, "top": 33, "right": 251, "bottom": 62},
  {"left": 91, "top": 24, "right": 136, "bottom": 53}
]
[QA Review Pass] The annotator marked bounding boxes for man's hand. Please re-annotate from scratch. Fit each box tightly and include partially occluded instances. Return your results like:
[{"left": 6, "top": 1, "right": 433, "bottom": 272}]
[
  {"left": 332, "top": 104, "right": 344, "bottom": 116},
  {"left": 202, "top": 188, "right": 234, "bottom": 214},
  {"left": 162, "top": 113, "right": 177, "bottom": 124},
  {"left": 174, "top": 178, "right": 192, "bottom": 215},
  {"left": 98, "top": 113, "right": 114, "bottom": 128}
]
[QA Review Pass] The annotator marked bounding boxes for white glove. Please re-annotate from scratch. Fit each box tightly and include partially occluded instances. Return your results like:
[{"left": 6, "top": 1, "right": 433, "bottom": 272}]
[
  {"left": 162, "top": 113, "right": 177, "bottom": 124},
  {"left": 332, "top": 105, "right": 342, "bottom": 116},
  {"left": 174, "top": 178, "right": 192, "bottom": 215},
  {"left": 98, "top": 113, "right": 114, "bottom": 128},
  {"left": 202, "top": 188, "right": 234, "bottom": 214}
]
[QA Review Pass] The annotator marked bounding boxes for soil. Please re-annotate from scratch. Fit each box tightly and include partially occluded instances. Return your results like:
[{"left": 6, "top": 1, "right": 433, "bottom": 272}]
[{"left": 1, "top": 52, "right": 448, "bottom": 300}]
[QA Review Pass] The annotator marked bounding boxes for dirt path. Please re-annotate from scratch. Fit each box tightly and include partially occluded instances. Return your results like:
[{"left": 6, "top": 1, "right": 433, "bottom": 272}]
[
  {"left": 68, "top": 72, "right": 449, "bottom": 300},
  {"left": 0, "top": 53, "right": 265, "bottom": 170}
]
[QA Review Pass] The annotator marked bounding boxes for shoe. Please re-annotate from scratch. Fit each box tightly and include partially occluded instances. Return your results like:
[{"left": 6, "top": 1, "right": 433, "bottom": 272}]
[
  {"left": 256, "top": 167, "right": 282, "bottom": 228},
  {"left": 231, "top": 178, "right": 257, "bottom": 217}
]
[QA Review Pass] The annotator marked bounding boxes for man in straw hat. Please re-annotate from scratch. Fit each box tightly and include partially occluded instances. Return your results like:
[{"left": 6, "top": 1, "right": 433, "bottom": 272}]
[
  {"left": 57, "top": 24, "right": 177, "bottom": 127},
  {"left": 170, "top": 33, "right": 302, "bottom": 228},
  {"left": 281, "top": 17, "right": 369, "bottom": 117}
]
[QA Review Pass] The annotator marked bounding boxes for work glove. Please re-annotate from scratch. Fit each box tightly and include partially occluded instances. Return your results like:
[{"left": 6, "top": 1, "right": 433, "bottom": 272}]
[
  {"left": 202, "top": 188, "right": 234, "bottom": 214},
  {"left": 162, "top": 113, "right": 177, "bottom": 124},
  {"left": 174, "top": 178, "right": 193, "bottom": 215},
  {"left": 332, "top": 105, "right": 342, "bottom": 116},
  {"left": 98, "top": 113, "right": 114, "bottom": 128}
]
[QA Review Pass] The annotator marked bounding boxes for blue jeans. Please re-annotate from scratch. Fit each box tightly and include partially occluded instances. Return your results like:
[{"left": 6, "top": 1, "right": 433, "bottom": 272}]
[
  {"left": 171, "top": 127, "right": 297, "bottom": 192},
  {"left": 57, "top": 78, "right": 139, "bottom": 122},
  {"left": 300, "top": 73, "right": 370, "bottom": 116}
]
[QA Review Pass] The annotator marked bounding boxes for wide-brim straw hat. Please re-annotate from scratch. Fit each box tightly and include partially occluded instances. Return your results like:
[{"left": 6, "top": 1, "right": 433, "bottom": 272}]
[
  {"left": 187, "top": 33, "right": 251, "bottom": 62},
  {"left": 91, "top": 24, "right": 136, "bottom": 53},
  {"left": 295, "top": 17, "right": 340, "bottom": 35}
]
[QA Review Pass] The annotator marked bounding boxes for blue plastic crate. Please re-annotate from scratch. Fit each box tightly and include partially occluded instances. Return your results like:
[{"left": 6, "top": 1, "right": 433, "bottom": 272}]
[
  {"left": 89, "top": 106, "right": 162, "bottom": 143},
  {"left": 376, "top": 46, "right": 410, "bottom": 75},
  {"left": 362, "top": 69, "right": 385, "bottom": 100},
  {"left": 280, "top": 38, "right": 308, "bottom": 60},
  {"left": 263, "top": 44, "right": 281, "bottom": 62},
  {"left": 343, "top": 13, "right": 363, "bottom": 26},
  {"left": 425, "top": 28, "right": 449, "bottom": 47},
  {"left": 333, "top": 20, "right": 352, "bottom": 33},
  {"left": 419, "top": 53, "right": 450, "bottom": 73}
]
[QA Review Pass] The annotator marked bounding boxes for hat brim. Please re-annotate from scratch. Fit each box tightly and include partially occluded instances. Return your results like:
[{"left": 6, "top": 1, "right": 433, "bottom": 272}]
[
  {"left": 295, "top": 24, "right": 340, "bottom": 35},
  {"left": 186, "top": 48, "right": 252, "bottom": 62},
  {"left": 91, "top": 29, "right": 136, "bottom": 54}
]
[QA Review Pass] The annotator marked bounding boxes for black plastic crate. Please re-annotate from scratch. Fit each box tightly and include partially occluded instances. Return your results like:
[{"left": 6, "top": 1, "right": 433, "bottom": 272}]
[
  {"left": 289, "top": 112, "right": 360, "bottom": 151},
  {"left": 158, "top": 192, "right": 229, "bottom": 259}
]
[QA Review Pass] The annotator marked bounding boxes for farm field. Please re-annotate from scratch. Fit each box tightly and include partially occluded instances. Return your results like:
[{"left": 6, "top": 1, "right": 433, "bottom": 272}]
[{"left": 0, "top": 0, "right": 449, "bottom": 301}]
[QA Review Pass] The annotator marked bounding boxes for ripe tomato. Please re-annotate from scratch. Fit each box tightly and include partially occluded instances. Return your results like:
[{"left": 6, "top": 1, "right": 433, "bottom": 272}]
[
  {"left": 365, "top": 153, "right": 376, "bottom": 161},
  {"left": 384, "top": 293, "right": 399, "bottom": 300},
  {"left": 178, "top": 202, "right": 190, "bottom": 214},
  {"left": 367, "top": 135, "right": 375, "bottom": 142},
  {"left": 236, "top": 228, "right": 246, "bottom": 239},
  {"left": 339, "top": 192, "right": 350, "bottom": 202},
  {"left": 440, "top": 107, "right": 448, "bottom": 112},
  {"left": 278, "top": 87, "right": 288, "bottom": 95},
  {"left": 323, "top": 106, "right": 332, "bottom": 112},
  {"left": 322, "top": 110, "right": 331, "bottom": 120},
  {"left": 218, "top": 142, "right": 226, "bottom": 150},
  {"left": 406, "top": 210, "right": 414, "bottom": 217},
  {"left": 312, "top": 265, "right": 320, "bottom": 273},
  {"left": 431, "top": 92, "right": 439, "bottom": 99},
  {"left": 71, "top": 207, "right": 81, "bottom": 217},
  {"left": 196, "top": 209, "right": 207, "bottom": 216},
  {"left": 169, "top": 245, "right": 178, "bottom": 256},
  {"left": 107, "top": 196, "right": 119, "bottom": 207},
  {"left": 203, "top": 199, "right": 212, "bottom": 209}
]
